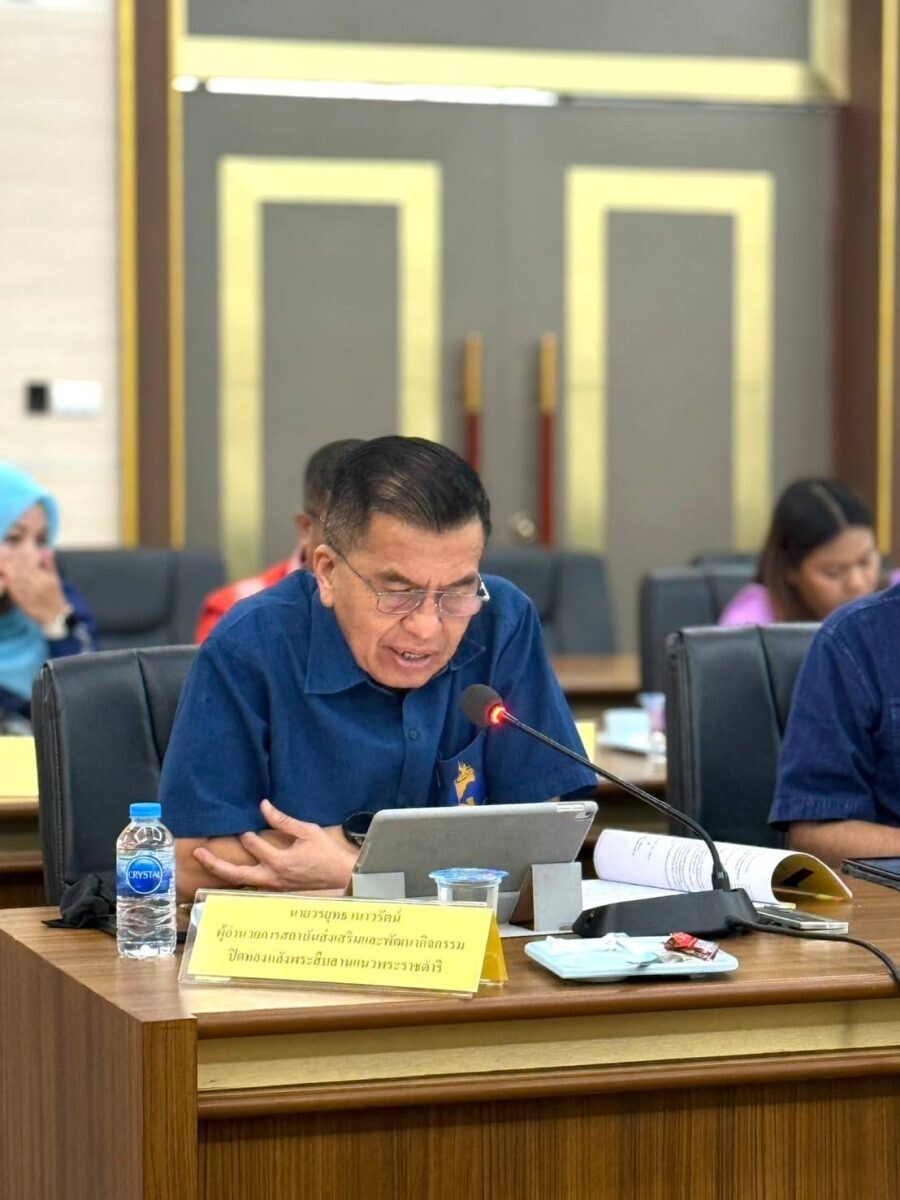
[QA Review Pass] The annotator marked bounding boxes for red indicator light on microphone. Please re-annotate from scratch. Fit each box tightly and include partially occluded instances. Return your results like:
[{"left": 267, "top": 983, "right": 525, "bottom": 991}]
[{"left": 487, "top": 703, "right": 508, "bottom": 726}]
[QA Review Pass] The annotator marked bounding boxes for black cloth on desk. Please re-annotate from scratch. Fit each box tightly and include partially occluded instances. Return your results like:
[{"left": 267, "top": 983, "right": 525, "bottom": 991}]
[
  {"left": 43, "top": 871, "right": 116, "bottom": 936},
  {"left": 43, "top": 871, "right": 187, "bottom": 943}
]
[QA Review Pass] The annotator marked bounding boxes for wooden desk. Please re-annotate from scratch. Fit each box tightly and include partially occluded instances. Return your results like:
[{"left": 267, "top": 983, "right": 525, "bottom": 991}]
[
  {"left": 0, "top": 795, "right": 42, "bottom": 907},
  {"left": 3, "top": 884, "right": 900, "bottom": 1199},
  {"left": 551, "top": 653, "right": 640, "bottom": 708},
  {"left": 593, "top": 745, "right": 666, "bottom": 796}
]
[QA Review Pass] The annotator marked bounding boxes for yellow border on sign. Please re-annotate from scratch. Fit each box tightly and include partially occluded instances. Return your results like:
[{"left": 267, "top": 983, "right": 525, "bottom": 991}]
[
  {"left": 219, "top": 157, "right": 441, "bottom": 578},
  {"left": 171, "top": 0, "right": 847, "bottom": 105},
  {"left": 565, "top": 168, "right": 774, "bottom": 552}
]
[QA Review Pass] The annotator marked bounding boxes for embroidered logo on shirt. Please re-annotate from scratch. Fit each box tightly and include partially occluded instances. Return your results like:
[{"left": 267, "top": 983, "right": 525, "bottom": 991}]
[
  {"left": 458, "top": 763, "right": 480, "bottom": 801},
  {"left": 454, "top": 761, "right": 479, "bottom": 804}
]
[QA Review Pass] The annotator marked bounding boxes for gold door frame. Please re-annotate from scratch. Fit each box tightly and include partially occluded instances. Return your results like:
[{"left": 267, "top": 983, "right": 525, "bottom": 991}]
[
  {"left": 120, "top": 0, "right": 849, "bottom": 546},
  {"left": 219, "top": 157, "right": 441, "bottom": 578},
  {"left": 172, "top": 0, "right": 847, "bottom": 106},
  {"left": 565, "top": 167, "right": 774, "bottom": 552}
]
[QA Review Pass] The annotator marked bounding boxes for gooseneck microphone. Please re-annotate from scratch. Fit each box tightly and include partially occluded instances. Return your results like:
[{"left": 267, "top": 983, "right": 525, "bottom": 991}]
[{"left": 461, "top": 683, "right": 759, "bottom": 938}]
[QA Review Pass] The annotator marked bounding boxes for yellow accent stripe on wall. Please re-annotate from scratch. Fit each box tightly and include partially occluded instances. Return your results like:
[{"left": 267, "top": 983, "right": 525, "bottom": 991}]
[
  {"left": 168, "top": 3, "right": 186, "bottom": 548},
  {"left": 219, "top": 158, "right": 441, "bottom": 579},
  {"left": 170, "top": 0, "right": 846, "bottom": 105},
  {"left": 118, "top": 0, "right": 138, "bottom": 546},
  {"left": 810, "top": 0, "right": 850, "bottom": 102},
  {"left": 565, "top": 168, "right": 774, "bottom": 553},
  {"left": 180, "top": 41, "right": 826, "bottom": 105}
]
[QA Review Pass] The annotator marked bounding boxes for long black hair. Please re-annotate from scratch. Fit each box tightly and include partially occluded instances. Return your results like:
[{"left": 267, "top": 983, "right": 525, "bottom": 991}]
[{"left": 758, "top": 479, "right": 876, "bottom": 619}]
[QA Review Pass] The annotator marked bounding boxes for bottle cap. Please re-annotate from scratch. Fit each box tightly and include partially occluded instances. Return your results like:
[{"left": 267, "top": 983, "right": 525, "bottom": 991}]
[{"left": 129, "top": 802, "right": 161, "bottom": 820}]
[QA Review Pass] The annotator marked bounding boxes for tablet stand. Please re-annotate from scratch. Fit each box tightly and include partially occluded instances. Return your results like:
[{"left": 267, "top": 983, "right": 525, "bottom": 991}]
[{"left": 351, "top": 861, "right": 583, "bottom": 931}]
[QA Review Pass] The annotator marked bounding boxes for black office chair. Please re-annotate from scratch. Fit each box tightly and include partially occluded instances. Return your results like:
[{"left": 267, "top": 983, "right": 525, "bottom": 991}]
[
  {"left": 638, "top": 564, "right": 755, "bottom": 692},
  {"left": 481, "top": 547, "right": 616, "bottom": 653},
  {"left": 55, "top": 548, "right": 225, "bottom": 649},
  {"left": 32, "top": 646, "right": 197, "bottom": 904},
  {"left": 665, "top": 623, "right": 818, "bottom": 849}
]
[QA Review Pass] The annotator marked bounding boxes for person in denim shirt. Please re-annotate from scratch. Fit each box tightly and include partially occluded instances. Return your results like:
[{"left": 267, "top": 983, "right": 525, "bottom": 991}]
[
  {"left": 770, "top": 583, "right": 900, "bottom": 866},
  {"left": 161, "top": 437, "right": 595, "bottom": 901}
]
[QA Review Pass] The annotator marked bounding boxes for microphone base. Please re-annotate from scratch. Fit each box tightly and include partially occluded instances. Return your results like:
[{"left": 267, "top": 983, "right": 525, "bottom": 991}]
[{"left": 572, "top": 887, "right": 758, "bottom": 940}]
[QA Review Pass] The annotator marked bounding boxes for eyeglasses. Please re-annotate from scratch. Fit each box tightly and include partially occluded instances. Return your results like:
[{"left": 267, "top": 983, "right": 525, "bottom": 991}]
[{"left": 334, "top": 548, "right": 490, "bottom": 617}]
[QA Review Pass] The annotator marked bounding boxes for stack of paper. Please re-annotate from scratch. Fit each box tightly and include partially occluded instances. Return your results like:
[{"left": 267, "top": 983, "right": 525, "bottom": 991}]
[{"left": 583, "top": 828, "right": 851, "bottom": 909}]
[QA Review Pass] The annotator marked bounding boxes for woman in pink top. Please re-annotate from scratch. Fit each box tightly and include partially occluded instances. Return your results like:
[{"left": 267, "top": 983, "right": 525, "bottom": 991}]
[{"left": 719, "top": 479, "right": 898, "bottom": 626}]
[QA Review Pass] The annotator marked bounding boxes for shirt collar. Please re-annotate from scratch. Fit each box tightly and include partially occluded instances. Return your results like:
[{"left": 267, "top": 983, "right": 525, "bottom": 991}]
[
  {"left": 304, "top": 595, "right": 486, "bottom": 695},
  {"left": 305, "top": 594, "right": 369, "bottom": 695}
]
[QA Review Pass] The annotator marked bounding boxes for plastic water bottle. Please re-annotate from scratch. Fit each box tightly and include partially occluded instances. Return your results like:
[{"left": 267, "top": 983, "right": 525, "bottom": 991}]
[{"left": 116, "top": 802, "right": 176, "bottom": 959}]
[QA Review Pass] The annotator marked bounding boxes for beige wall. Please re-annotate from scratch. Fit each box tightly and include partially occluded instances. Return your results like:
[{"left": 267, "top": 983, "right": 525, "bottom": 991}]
[{"left": 0, "top": 5, "right": 120, "bottom": 547}]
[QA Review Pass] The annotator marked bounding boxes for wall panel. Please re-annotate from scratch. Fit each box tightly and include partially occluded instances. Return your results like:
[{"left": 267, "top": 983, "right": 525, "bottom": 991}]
[
  {"left": 174, "top": 3, "right": 837, "bottom": 648},
  {"left": 262, "top": 203, "right": 398, "bottom": 565},
  {"left": 187, "top": 0, "right": 808, "bottom": 57},
  {"left": 0, "top": 7, "right": 119, "bottom": 546}
]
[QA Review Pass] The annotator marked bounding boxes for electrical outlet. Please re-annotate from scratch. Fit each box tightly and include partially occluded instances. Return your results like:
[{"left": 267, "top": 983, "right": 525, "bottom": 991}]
[{"left": 49, "top": 381, "right": 102, "bottom": 417}]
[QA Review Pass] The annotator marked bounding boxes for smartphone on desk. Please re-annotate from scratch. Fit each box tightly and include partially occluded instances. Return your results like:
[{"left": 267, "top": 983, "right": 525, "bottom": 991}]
[
  {"left": 841, "top": 856, "right": 900, "bottom": 892},
  {"left": 753, "top": 903, "right": 849, "bottom": 932}
]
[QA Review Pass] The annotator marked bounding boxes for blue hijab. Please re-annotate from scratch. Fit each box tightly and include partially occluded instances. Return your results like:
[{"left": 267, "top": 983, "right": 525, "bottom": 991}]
[{"left": 0, "top": 463, "right": 60, "bottom": 701}]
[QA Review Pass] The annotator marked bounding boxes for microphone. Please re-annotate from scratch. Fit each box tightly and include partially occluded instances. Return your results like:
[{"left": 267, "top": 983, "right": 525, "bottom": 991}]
[{"left": 460, "top": 683, "right": 758, "bottom": 938}]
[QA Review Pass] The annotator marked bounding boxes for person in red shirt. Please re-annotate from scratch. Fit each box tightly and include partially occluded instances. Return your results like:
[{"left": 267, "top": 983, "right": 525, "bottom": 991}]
[{"left": 195, "top": 439, "right": 364, "bottom": 641}]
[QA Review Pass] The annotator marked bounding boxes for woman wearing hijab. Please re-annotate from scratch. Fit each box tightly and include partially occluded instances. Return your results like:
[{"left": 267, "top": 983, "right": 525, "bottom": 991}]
[{"left": 0, "top": 462, "right": 97, "bottom": 732}]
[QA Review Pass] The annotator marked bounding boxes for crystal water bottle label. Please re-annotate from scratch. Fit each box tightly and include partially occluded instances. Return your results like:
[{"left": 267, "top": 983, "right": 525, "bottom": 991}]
[{"left": 118, "top": 854, "right": 173, "bottom": 896}]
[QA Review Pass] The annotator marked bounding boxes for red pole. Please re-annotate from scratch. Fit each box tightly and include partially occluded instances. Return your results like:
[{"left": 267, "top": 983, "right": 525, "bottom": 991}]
[
  {"left": 539, "top": 334, "right": 558, "bottom": 546},
  {"left": 463, "top": 334, "right": 483, "bottom": 472}
]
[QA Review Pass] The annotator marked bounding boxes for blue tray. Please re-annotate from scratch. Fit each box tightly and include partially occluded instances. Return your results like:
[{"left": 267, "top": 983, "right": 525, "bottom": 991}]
[{"left": 524, "top": 934, "right": 739, "bottom": 982}]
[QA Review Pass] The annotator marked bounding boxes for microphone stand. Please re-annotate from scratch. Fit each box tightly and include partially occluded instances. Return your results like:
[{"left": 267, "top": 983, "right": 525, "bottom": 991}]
[{"left": 498, "top": 711, "right": 759, "bottom": 939}]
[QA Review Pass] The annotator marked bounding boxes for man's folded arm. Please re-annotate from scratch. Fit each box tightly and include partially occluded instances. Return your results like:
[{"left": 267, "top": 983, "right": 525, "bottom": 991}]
[
  {"left": 175, "top": 833, "right": 287, "bottom": 902},
  {"left": 788, "top": 819, "right": 900, "bottom": 867},
  {"left": 175, "top": 813, "right": 358, "bottom": 902}
]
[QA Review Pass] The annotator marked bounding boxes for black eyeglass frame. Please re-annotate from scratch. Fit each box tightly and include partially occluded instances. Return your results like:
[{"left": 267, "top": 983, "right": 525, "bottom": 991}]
[{"left": 332, "top": 547, "right": 490, "bottom": 617}]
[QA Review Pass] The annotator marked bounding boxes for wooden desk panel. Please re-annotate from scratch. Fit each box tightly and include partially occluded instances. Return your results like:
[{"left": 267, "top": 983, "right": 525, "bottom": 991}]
[
  {"left": 199, "top": 1078, "right": 900, "bottom": 1200},
  {"left": 3, "top": 886, "right": 900, "bottom": 1199},
  {"left": 0, "top": 796, "right": 42, "bottom": 906},
  {"left": 551, "top": 653, "right": 640, "bottom": 706}
]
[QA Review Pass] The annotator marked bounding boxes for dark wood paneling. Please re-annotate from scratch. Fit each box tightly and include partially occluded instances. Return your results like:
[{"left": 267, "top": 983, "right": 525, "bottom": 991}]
[
  {"left": 0, "top": 917, "right": 198, "bottom": 1200},
  {"left": 0, "top": 862, "right": 44, "bottom": 907},
  {"left": 834, "top": 2, "right": 883, "bottom": 521},
  {"left": 200, "top": 1079, "right": 900, "bottom": 1200},
  {"left": 133, "top": 0, "right": 172, "bottom": 544}
]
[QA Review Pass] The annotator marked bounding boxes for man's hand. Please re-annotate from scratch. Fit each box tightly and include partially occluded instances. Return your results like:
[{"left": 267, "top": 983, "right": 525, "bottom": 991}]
[
  {"left": 191, "top": 799, "right": 358, "bottom": 892},
  {"left": 0, "top": 544, "right": 67, "bottom": 626}
]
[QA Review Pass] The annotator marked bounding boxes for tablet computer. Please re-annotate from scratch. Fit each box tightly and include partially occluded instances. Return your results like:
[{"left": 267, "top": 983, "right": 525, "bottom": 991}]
[
  {"left": 352, "top": 800, "right": 597, "bottom": 922},
  {"left": 841, "top": 856, "right": 900, "bottom": 892}
]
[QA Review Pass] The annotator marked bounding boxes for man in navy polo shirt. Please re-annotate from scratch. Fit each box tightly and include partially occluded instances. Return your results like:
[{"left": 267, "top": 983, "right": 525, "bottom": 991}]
[
  {"left": 770, "top": 582, "right": 900, "bottom": 866},
  {"left": 161, "top": 436, "right": 595, "bottom": 900}
]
